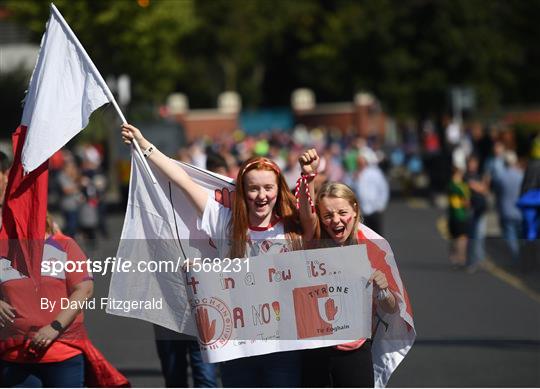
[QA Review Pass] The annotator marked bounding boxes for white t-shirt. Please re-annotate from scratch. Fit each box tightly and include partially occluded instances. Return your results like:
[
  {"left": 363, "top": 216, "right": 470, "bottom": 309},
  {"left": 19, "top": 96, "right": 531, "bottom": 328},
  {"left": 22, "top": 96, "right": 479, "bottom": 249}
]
[
  {"left": 355, "top": 165, "right": 389, "bottom": 216},
  {"left": 197, "top": 197, "right": 292, "bottom": 259}
]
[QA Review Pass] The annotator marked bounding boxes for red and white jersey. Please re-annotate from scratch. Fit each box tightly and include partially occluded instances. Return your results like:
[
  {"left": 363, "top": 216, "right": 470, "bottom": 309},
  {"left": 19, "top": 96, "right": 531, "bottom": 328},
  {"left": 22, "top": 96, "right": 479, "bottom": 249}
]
[{"left": 0, "top": 233, "right": 92, "bottom": 363}]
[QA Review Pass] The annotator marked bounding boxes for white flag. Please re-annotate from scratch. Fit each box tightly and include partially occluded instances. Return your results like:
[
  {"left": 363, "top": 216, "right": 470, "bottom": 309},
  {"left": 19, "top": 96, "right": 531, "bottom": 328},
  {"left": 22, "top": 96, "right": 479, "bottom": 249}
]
[
  {"left": 107, "top": 151, "right": 234, "bottom": 335},
  {"left": 21, "top": 4, "right": 110, "bottom": 173}
]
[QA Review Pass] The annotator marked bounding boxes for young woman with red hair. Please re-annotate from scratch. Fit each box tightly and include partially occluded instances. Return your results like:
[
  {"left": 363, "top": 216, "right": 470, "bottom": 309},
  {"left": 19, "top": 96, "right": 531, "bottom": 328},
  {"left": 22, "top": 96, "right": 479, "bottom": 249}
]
[{"left": 121, "top": 124, "right": 315, "bottom": 387}]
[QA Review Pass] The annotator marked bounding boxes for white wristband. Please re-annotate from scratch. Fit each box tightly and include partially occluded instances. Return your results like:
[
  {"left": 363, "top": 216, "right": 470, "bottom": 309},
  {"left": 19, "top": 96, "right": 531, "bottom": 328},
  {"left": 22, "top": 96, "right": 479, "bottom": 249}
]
[
  {"left": 142, "top": 144, "right": 155, "bottom": 158},
  {"left": 377, "top": 288, "right": 390, "bottom": 301}
]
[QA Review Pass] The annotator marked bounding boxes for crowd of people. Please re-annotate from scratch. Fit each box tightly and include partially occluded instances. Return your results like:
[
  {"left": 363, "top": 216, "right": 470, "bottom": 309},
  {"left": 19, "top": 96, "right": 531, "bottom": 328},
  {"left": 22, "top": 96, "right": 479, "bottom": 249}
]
[
  {"left": 48, "top": 144, "right": 109, "bottom": 245},
  {"left": 172, "top": 126, "right": 391, "bottom": 236},
  {"left": 446, "top": 125, "right": 539, "bottom": 273},
  {"left": 161, "top": 120, "right": 539, "bottom": 277},
  {"left": 0, "top": 115, "right": 537, "bottom": 387}
]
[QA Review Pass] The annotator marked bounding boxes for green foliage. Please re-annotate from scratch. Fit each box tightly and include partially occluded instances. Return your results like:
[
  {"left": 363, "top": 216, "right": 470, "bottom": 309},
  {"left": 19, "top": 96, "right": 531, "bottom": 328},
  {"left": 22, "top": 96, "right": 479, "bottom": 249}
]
[
  {"left": 512, "top": 122, "right": 540, "bottom": 157},
  {"left": 5, "top": 0, "right": 196, "bottom": 103},
  {"left": 0, "top": 69, "right": 29, "bottom": 135},
  {"left": 4, "top": 0, "right": 539, "bottom": 118}
]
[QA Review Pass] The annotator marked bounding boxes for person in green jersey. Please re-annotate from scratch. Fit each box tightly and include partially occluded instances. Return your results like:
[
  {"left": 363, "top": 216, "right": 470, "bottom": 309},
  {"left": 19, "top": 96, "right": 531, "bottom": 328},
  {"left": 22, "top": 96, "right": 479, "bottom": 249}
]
[{"left": 448, "top": 166, "right": 470, "bottom": 267}]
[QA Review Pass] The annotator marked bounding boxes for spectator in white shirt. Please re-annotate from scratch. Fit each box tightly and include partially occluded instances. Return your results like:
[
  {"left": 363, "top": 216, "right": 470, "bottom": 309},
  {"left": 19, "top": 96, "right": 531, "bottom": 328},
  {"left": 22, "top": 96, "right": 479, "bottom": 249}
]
[{"left": 347, "top": 152, "right": 389, "bottom": 235}]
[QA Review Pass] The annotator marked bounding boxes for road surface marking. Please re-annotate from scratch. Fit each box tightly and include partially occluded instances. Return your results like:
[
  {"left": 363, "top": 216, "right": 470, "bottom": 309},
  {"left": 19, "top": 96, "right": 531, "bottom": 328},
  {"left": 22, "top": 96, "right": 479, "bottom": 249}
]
[
  {"left": 435, "top": 216, "right": 540, "bottom": 304},
  {"left": 406, "top": 198, "right": 430, "bottom": 209}
]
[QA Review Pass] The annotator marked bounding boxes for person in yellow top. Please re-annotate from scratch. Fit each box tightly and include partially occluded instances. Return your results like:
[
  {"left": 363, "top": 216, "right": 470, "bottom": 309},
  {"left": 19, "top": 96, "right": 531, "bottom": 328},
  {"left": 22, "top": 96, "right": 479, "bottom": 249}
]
[{"left": 448, "top": 166, "right": 470, "bottom": 267}]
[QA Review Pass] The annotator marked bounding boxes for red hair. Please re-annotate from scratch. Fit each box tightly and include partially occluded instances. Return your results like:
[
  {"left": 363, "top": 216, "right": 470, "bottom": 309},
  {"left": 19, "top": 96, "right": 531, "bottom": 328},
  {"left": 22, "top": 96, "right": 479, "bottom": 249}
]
[{"left": 229, "top": 156, "right": 302, "bottom": 258}]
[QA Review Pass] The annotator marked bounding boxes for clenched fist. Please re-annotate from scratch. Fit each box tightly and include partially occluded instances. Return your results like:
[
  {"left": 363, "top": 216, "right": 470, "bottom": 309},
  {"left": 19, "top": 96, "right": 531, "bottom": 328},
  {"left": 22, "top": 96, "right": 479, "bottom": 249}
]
[
  {"left": 298, "top": 149, "right": 320, "bottom": 175},
  {"left": 369, "top": 270, "right": 389, "bottom": 291}
]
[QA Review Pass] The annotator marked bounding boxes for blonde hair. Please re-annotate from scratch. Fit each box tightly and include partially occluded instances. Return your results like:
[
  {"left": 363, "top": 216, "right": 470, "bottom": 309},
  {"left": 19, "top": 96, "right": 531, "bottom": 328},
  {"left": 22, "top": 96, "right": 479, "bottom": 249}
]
[
  {"left": 316, "top": 182, "right": 362, "bottom": 246},
  {"left": 45, "top": 213, "right": 56, "bottom": 236}
]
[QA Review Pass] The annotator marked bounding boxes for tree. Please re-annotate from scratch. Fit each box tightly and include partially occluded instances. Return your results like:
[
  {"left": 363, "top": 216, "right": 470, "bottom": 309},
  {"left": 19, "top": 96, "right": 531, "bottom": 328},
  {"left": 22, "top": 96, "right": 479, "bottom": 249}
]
[
  {"left": 0, "top": 69, "right": 29, "bottom": 134},
  {"left": 4, "top": 0, "right": 539, "bottom": 119},
  {"left": 5, "top": 0, "right": 197, "bottom": 103},
  {"left": 177, "top": 0, "right": 317, "bottom": 108}
]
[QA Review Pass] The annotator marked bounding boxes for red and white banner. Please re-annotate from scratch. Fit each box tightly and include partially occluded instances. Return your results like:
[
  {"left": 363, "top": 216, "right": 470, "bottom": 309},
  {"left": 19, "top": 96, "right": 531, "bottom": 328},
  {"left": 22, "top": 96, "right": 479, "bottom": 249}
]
[{"left": 186, "top": 244, "right": 373, "bottom": 363}]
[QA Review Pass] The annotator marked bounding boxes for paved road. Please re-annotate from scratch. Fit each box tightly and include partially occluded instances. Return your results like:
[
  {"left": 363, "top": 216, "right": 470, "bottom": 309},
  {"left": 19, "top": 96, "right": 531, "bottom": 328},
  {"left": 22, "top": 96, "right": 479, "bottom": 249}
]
[
  {"left": 384, "top": 199, "right": 539, "bottom": 387},
  {"left": 80, "top": 199, "right": 540, "bottom": 387},
  {"left": 82, "top": 236, "right": 164, "bottom": 387}
]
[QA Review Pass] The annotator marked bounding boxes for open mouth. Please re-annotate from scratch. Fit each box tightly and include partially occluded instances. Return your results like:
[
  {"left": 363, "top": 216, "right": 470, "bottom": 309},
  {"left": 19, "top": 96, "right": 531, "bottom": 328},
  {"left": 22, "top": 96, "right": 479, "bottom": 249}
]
[
  {"left": 332, "top": 225, "right": 346, "bottom": 237},
  {"left": 255, "top": 200, "right": 269, "bottom": 210}
]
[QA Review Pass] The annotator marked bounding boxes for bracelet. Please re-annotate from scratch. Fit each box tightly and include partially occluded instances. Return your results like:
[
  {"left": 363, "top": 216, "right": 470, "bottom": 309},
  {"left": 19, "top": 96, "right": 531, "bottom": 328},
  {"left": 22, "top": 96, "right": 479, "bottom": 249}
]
[
  {"left": 302, "top": 172, "right": 317, "bottom": 182},
  {"left": 142, "top": 144, "right": 155, "bottom": 158},
  {"left": 377, "top": 288, "right": 390, "bottom": 301},
  {"left": 50, "top": 320, "right": 64, "bottom": 332},
  {"left": 294, "top": 173, "right": 317, "bottom": 213}
]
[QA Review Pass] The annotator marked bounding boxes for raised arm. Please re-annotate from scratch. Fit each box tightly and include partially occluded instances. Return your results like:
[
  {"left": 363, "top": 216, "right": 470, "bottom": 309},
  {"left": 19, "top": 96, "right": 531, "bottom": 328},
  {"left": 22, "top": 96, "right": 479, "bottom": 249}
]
[
  {"left": 121, "top": 123, "right": 208, "bottom": 217},
  {"left": 298, "top": 149, "right": 320, "bottom": 241}
]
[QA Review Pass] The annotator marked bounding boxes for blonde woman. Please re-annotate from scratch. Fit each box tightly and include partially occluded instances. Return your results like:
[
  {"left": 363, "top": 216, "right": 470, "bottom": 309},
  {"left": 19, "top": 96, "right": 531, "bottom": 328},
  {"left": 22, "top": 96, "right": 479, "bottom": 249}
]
[{"left": 297, "top": 150, "right": 414, "bottom": 387}]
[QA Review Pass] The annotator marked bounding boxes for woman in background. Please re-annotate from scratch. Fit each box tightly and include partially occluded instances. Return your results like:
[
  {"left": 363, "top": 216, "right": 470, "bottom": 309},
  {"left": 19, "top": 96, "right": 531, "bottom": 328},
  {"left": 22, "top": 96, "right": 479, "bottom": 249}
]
[{"left": 0, "top": 215, "right": 128, "bottom": 387}]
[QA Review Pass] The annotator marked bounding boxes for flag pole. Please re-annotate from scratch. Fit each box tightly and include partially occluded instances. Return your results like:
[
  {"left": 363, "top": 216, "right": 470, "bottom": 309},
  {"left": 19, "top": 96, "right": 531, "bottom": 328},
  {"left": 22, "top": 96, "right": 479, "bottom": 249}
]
[{"left": 50, "top": 3, "right": 157, "bottom": 184}]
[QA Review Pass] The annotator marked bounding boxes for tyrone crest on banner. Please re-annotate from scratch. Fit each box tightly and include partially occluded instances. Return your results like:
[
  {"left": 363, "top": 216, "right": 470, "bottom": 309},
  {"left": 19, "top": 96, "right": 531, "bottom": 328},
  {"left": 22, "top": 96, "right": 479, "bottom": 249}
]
[{"left": 190, "top": 297, "right": 233, "bottom": 350}]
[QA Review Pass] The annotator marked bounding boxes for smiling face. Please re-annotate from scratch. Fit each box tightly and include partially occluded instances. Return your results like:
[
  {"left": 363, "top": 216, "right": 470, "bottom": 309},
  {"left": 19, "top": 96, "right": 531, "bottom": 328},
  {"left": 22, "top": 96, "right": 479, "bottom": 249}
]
[
  {"left": 318, "top": 196, "right": 357, "bottom": 245},
  {"left": 243, "top": 169, "right": 279, "bottom": 227}
]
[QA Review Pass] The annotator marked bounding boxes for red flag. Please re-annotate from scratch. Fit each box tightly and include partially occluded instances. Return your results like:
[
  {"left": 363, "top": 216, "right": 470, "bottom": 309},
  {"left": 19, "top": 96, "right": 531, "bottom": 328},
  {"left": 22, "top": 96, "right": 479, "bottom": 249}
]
[{"left": 0, "top": 126, "right": 49, "bottom": 281}]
